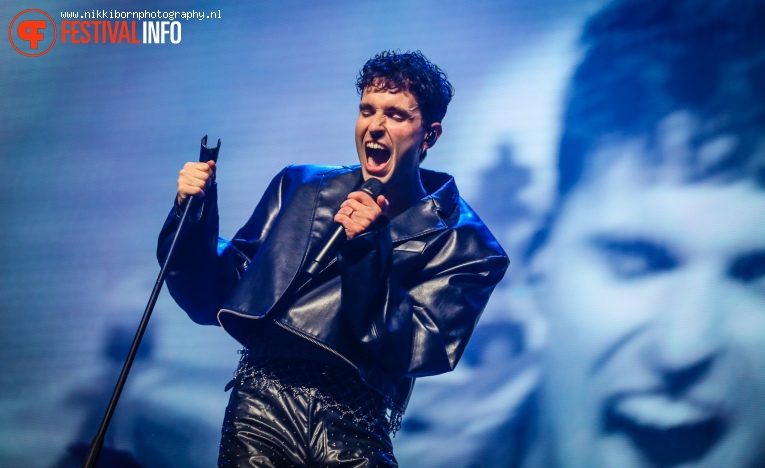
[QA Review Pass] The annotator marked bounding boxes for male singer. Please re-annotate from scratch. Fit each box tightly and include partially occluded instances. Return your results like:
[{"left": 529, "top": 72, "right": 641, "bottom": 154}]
[{"left": 158, "top": 50, "right": 508, "bottom": 466}]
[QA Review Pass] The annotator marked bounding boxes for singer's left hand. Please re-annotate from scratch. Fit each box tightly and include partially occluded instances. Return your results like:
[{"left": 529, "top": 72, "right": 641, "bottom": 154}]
[{"left": 335, "top": 191, "right": 388, "bottom": 239}]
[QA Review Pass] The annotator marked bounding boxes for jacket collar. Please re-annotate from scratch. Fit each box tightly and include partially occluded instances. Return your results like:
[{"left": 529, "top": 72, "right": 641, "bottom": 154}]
[
  {"left": 336, "top": 166, "right": 459, "bottom": 243},
  {"left": 328, "top": 166, "right": 459, "bottom": 242}
]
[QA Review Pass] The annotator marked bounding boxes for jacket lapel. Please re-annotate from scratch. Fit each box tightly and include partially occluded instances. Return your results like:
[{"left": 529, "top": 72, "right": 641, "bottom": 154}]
[{"left": 389, "top": 169, "right": 458, "bottom": 243}]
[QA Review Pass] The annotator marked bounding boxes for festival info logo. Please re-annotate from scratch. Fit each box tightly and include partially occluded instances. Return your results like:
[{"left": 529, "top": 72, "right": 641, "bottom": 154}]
[{"left": 9, "top": 9, "right": 57, "bottom": 57}]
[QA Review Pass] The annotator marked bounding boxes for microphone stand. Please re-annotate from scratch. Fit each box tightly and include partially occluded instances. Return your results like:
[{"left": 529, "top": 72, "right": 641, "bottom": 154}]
[{"left": 83, "top": 136, "right": 220, "bottom": 468}]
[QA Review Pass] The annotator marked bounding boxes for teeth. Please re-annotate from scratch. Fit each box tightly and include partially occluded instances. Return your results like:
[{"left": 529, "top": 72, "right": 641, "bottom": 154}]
[
  {"left": 366, "top": 142, "right": 386, "bottom": 150},
  {"left": 615, "top": 395, "right": 713, "bottom": 429}
]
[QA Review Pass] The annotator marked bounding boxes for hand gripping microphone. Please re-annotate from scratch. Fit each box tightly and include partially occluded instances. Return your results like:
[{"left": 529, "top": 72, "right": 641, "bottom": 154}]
[{"left": 305, "top": 178, "right": 385, "bottom": 277}]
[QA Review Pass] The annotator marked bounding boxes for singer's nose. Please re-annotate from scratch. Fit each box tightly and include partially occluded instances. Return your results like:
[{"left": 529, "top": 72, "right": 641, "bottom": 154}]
[{"left": 369, "top": 113, "right": 386, "bottom": 134}]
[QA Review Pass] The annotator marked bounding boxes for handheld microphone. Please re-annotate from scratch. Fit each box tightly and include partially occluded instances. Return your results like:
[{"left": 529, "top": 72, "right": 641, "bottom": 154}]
[{"left": 305, "top": 178, "right": 385, "bottom": 277}]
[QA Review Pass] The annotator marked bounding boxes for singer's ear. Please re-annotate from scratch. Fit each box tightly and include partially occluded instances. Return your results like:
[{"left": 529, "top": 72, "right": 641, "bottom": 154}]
[{"left": 422, "top": 123, "right": 443, "bottom": 150}]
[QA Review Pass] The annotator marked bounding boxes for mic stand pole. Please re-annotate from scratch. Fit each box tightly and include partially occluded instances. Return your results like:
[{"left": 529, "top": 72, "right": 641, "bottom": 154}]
[{"left": 83, "top": 136, "right": 220, "bottom": 468}]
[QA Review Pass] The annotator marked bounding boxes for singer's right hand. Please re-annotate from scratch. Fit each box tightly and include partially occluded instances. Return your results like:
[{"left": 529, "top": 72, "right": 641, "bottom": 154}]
[
  {"left": 177, "top": 160, "right": 216, "bottom": 204},
  {"left": 334, "top": 191, "right": 387, "bottom": 239}
]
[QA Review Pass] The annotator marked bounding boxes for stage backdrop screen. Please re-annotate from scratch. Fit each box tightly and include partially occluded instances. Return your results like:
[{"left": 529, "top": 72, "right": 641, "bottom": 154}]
[{"left": 2, "top": 0, "right": 764, "bottom": 466}]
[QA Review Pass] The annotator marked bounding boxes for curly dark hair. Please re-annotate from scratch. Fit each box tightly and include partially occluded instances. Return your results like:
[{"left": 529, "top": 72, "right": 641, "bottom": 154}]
[{"left": 356, "top": 50, "right": 454, "bottom": 127}]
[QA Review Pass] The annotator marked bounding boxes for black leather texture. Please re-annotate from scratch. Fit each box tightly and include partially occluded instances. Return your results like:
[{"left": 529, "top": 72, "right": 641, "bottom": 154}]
[{"left": 158, "top": 164, "right": 509, "bottom": 412}]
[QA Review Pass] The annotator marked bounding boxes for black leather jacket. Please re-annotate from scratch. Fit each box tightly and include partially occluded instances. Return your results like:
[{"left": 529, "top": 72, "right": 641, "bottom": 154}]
[{"left": 158, "top": 165, "right": 508, "bottom": 411}]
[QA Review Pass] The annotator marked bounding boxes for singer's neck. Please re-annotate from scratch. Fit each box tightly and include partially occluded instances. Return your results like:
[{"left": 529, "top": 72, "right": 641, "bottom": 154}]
[{"left": 383, "top": 171, "right": 427, "bottom": 219}]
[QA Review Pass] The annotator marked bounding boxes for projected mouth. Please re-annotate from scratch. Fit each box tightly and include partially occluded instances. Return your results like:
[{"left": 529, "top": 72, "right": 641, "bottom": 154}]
[
  {"left": 365, "top": 142, "right": 391, "bottom": 173},
  {"left": 603, "top": 393, "right": 725, "bottom": 466}
]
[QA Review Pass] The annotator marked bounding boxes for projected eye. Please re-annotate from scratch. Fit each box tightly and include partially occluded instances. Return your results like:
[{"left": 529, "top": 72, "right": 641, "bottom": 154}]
[
  {"left": 728, "top": 251, "right": 765, "bottom": 285},
  {"left": 590, "top": 235, "right": 679, "bottom": 280}
]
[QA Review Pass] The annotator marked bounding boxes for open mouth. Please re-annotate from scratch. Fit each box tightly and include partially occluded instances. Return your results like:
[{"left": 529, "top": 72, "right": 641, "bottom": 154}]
[
  {"left": 602, "top": 393, "right": 725, "bottom": 466},
  {"left": 364, "top": 142, "right": 391, "bottom": 174}
]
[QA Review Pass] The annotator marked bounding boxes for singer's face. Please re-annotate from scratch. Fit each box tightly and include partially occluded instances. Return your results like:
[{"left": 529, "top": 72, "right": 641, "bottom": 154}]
[
  {"left": 355, "top": 86, "right": 427, "bottom": 186},
  {"left": 530, "top": 154, "right": 765, "bottom": 467}
]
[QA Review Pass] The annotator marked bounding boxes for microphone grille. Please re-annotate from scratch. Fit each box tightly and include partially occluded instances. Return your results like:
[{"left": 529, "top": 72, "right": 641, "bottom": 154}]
[{"left": 359, "top": 178, "right": 385, "bottom": 198}]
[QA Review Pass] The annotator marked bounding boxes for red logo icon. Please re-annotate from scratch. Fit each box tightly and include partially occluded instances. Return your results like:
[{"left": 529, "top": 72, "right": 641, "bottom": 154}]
[{"left": 9, "top": 9, "right": 57, "bottom": 57}]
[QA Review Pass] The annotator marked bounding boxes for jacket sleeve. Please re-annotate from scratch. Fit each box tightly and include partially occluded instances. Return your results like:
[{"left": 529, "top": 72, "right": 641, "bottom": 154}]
[
  {"left": 156, "top": 168, "right": 288, "bottom": 325},
  {"left": 338, "top": 221, "right": 509, "bottom": 379}
]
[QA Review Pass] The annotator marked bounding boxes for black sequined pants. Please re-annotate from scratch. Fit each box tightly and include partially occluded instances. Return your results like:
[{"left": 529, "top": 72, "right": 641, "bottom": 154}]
[{"left": 218, "top": 374, "right": 398, "bottom": 467}]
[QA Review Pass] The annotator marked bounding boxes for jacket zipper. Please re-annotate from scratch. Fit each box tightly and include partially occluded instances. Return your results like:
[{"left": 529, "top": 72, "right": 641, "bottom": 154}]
[{"left": 273, "top": 320, "right": 358, "bottom": 371}]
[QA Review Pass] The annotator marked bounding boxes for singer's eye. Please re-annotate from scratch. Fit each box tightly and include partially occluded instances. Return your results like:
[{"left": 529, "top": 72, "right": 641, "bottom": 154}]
[
  {"left": 359, "top": 104, "right": 375, "bottom": 118},
  {"left": 386, "top": 110, "right": 410, "bottom": 122}
]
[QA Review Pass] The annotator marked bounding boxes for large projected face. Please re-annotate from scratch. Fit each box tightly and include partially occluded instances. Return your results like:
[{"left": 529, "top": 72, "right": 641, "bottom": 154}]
[{"left": 532, "top": 144, "right": 765, "bottom": 467}]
